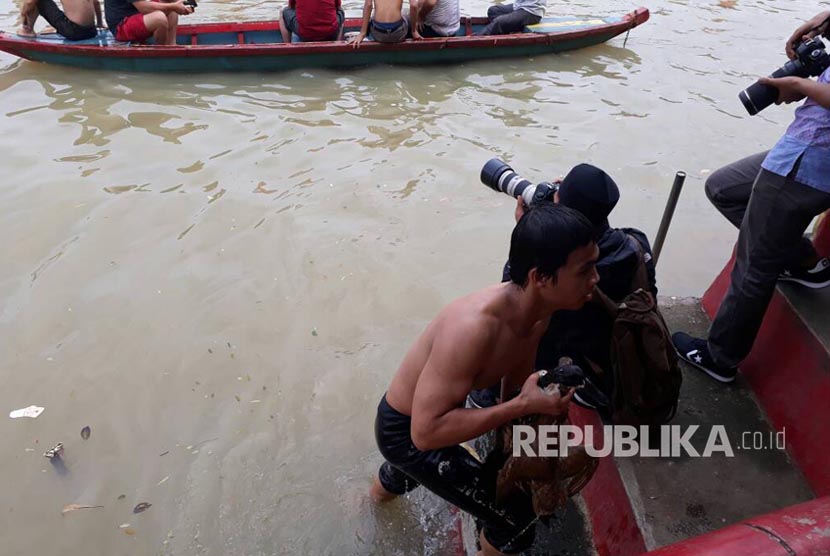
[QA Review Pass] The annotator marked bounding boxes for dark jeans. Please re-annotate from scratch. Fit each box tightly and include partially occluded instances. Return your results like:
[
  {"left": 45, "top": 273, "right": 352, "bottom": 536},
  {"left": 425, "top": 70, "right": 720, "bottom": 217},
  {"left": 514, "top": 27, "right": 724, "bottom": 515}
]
[
  {"left": 36, "top": 0, "right": 97, "bottom": 40},
  {"left": 282, "top": 7, "right": 345, "bottom": 41},
  {"left": 375, "top": 395, "right": 536, "bottom": 554},
  {"left": 706, "top": 153, "right": 830, "bottom": 367},
  {"left": 476, "top": 4, "right": 540, "bottom": 36}
]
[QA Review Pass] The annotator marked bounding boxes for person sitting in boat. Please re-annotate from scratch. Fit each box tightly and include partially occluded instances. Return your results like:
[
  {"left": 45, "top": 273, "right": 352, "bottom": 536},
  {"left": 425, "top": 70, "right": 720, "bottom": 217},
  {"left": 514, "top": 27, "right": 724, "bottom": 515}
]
[
  {"left": 104, "top": 0, "right": 193, "bottom": 45},
  {"left": 17, "top": 0, "right": 102, "bottom": 41},
  {"left": 475, "top": 0, "right": 545, "bottom": 36},
  {"left": 370, "top": 203, "right": 599, "bottom": 556},
  {"left": 405, "top": 0, "right": 459, "bottom": 40},
  {"left": 348, "top": 0, "right": 408, "bottom": 47},
  {"left": 279, "top": 0, "right": 345, "bottom": 43},
  {"left": 470, "top": 164, "right": 658, "bottom": 415}
]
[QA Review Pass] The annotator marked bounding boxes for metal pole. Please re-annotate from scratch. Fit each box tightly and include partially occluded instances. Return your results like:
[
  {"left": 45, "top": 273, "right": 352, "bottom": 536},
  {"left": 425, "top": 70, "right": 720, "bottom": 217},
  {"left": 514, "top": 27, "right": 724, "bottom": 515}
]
[{"left": 652, "top": 171, "right": 686, "bottom": 266}]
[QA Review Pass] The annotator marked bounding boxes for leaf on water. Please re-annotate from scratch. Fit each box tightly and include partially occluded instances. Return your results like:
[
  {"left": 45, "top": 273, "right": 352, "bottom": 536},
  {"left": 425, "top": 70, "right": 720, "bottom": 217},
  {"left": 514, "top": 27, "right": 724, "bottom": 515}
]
[
  {"left": 62, "top": 504, "right": 104, "bottom": 515},
  {"left": 80, "top": 426, "right": 91, "bottom": 440},
  {"left": 117, "top": 494, "right": 126, "bottom": 500},
  {"left": 235, "top": 395, "right": 241, "bottom": 402},
  {"left": 123, "top": 528, "right": 136, "bottom": 536},
  {"left": 133, "top": 502, "right": 152, "bottom": 514}
]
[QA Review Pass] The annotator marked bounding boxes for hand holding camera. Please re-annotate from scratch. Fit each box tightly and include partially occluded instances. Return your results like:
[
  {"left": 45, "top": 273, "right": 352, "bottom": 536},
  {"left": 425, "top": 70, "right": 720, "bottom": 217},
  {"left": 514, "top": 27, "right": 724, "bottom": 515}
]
[
  {"left": 739, "top": 37, "right": 829, "bottom": 115},
  {"left": 480, "top": 158, "right": 558, "bottom": 208}
]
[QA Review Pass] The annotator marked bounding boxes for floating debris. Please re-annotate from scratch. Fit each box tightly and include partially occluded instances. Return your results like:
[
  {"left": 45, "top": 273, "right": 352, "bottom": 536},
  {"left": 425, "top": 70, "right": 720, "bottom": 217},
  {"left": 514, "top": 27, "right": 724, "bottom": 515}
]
[
  {"left": 311, "top": 328, "right": 318, "bottom": 336},
  {"left": 159, "top": 450, "right": 170, "bottom": 457},
  {"left": 9, "top": 406, "right": 45, "bottom": 419},
  {"left": 123, "top": 528, "right": 136, "bottom": 536},
  {"left": 44, "top": 443, "right": 64, "bottom": 461},
  {"left": 119, "top": 523, "right": 131, "bottom": 529},
  {"left": 133, "top": 502, "right": 152, "bottom": 514},
  {"left": 80, "top": 426, "right": 91, "bottom": 440},
  {"left": 157, "top": 476, "right": 169, "bottom": 486},
  {"left": 62, "top": 504, "right": 104, "bottom": 515},
  {"left": 117, "top": 494, "right": 126, "bottom": 500}
]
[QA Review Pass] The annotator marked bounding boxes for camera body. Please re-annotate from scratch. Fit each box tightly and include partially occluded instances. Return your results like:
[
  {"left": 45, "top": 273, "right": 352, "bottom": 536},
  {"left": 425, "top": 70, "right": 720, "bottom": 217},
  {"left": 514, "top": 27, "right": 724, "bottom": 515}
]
[
  {"left": 537, "top": 357, "right": 585, "bottom": 395},
  {"left": 739, "top": 37, "right": 830, "bottom": 115},
  {"left": 480, "top": 158, "right": 557, "bottom": 208},
  {"left": 184, "top": 0, "right": 197, "bottom": 9}
]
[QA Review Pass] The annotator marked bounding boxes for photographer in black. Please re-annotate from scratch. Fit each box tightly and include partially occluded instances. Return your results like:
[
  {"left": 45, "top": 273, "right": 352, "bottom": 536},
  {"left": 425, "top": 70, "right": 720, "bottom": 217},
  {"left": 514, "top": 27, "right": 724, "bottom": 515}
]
[
  {"left": 471, "top": 162, "right": 657, "bottom": 413},
  {"left": 673, "top": 10, "right": 830, "bottom": 383}
]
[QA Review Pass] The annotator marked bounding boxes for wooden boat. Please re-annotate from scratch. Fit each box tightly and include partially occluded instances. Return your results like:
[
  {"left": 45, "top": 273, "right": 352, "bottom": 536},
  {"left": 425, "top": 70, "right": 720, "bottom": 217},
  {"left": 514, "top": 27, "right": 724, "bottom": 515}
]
[{"left": 0, "top": 7, "right": 648, "bottom": 73}]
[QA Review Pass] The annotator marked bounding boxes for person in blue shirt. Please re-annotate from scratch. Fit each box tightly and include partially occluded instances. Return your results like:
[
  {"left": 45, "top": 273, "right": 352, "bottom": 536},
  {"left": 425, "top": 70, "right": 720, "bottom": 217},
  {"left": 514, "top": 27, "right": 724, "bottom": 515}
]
[{"left": 673, "top": 10, "right": 830, "bottom": 383}]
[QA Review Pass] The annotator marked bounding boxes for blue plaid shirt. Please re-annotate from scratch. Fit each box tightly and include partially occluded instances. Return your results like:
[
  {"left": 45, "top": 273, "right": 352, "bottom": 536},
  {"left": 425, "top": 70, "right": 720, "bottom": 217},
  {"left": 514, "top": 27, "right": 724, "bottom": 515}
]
[{"left": 762, "top": 66, "right": 830, "bottom": 193}]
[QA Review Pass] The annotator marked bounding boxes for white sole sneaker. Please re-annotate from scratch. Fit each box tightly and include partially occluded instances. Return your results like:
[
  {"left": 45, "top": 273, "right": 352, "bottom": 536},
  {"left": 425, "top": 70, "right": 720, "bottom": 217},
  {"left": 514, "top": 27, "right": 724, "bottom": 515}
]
[
  {"left": 778, "top": 274, "right": 830, "bottom": 289},
  {"left": 677, "top": 350, "right": 737, "bottom": 383}
]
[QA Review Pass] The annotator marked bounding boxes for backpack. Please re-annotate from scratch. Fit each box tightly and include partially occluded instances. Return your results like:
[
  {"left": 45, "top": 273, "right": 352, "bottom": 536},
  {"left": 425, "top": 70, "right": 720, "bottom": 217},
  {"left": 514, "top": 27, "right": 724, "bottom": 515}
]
[{"left": 594, "top": 235, "right": 682, "bottom": 426}]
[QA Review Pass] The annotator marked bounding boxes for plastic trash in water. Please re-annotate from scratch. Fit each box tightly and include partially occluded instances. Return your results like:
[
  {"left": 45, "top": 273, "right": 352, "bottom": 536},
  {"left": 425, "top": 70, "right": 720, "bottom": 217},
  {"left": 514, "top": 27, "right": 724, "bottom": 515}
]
[{"left": 9, "top": 406, "right": 45, "bottom": 419}]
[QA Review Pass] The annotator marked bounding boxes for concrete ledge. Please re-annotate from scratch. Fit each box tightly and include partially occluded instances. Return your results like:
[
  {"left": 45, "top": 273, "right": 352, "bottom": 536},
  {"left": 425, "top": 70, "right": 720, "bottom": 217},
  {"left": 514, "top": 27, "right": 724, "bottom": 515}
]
[{"left": 702, "top": 254, "right": 830, "bottom": 496}]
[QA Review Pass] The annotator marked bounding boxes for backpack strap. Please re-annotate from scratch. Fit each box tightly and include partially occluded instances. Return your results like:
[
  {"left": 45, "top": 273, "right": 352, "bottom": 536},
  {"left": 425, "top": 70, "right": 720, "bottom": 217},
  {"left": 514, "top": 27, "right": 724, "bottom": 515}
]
[{"left": 625, "top": 234, "right": 651, "bottom": 294}]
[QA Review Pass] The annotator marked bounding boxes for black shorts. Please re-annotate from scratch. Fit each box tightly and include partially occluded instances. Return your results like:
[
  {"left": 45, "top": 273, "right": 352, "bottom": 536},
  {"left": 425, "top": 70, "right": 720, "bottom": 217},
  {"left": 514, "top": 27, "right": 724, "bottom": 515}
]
[
  {"left": 36, "top": 0, "right": 97, "bottom": 41},
  {"left": 375, "top": 394, "right": 536, "bottom": 554}
]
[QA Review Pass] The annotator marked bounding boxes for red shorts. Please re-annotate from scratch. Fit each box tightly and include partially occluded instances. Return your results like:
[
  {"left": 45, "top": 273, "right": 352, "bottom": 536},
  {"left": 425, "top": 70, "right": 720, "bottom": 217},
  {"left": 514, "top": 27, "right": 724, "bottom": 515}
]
[{"left": 115, "top": 13, "right": 152, "bottom": 42}]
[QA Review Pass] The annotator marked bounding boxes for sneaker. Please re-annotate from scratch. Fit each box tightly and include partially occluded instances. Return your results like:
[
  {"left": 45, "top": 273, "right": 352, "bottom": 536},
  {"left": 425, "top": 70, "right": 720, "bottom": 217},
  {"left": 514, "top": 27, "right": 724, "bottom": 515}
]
[
  {"left": 671, "top": 332, "right": 737, "bottom": 383},
  {"left": 779, "top": 258, "right": 830, "bottom": 289},
  {"left": 572, "top": 377, "right": 610, "bottom": 412}
]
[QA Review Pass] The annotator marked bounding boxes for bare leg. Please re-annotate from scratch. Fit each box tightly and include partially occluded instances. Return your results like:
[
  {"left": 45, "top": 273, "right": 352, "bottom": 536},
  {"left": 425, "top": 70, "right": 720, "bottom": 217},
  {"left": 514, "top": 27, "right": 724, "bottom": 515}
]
[
  {"left": 279, "top": 9, "right": 291, "bottom": 44},
  {"left": 17, "top": 3, "right": 38, "bottom": 36},
  {"left": 142, "top": 12, "right": 169, "bottom": 44},
  {"left": 478, "top": 530, "right": 509, "bottom": 556},
  {"left": 165, "top": 11, "right": 178, "bottom": 45},
  {"left": 369, "top": 475, "right": 398, "bottom": 503}
]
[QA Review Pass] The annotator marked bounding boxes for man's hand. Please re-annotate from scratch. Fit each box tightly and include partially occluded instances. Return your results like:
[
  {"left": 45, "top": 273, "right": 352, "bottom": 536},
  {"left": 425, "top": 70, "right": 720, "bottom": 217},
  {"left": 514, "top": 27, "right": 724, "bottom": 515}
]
[
  {"left": 786, "top": 11, "right": 830, "bottom": 59},
  {"left": 349, "top": 32, "right": 366, "bottom": 48},
  {"left": 514, "top": 197, "right": 526, "bottom": 222},
  {"left": 171, "top": 0, "right": 193, "bottom": 15},
  {"left": 760, "top": 76, "right": 808, "bottom": 104},
  {"left": 517, "top": 371, "right": 573, "bottom": 416}
]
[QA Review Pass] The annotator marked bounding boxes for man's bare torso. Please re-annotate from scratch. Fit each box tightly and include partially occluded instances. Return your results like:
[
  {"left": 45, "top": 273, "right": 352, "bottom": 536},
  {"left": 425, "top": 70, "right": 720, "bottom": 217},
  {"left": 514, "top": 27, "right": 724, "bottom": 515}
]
[
  {"left": 60, "top": 0, "right": 96, "bottom": 26},
  {"left": 386, "top": 283, "right": 548, "bottom": 416},
  {"left": 373, "top": 0, "right": 404, "bottom": 23}
]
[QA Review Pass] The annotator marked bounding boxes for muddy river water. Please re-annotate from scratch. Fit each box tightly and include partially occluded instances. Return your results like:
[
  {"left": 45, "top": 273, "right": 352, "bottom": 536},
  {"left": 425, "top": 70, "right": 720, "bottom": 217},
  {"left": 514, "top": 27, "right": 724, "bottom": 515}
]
[{"left": 0, "top": 0, "right": 820, "bottom": 554}]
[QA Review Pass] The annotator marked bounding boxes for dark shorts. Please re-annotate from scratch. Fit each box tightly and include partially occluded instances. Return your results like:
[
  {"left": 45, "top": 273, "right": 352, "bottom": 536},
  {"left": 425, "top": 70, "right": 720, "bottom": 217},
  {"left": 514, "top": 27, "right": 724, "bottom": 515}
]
[
  {"left": 115, "top": 13, "right": 152, "bottom": 42},
  {"left": 375, "top": 394, "right": 536, "bottom": 554},
  {"left": 370, "top": 18, "right": 408, "bottom": 43},
  {"left": 282, "top": 7, "right": 345, "bottom": 41},
  {"left": 36, "top": 0, "right": 96, "bottom": 41}
]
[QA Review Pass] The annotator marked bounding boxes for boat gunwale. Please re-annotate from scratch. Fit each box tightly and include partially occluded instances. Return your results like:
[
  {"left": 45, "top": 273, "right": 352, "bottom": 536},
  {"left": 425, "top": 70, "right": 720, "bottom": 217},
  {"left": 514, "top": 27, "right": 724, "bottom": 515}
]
[{"left": 0, "top": 7, "right": 648, "bottom": 60}]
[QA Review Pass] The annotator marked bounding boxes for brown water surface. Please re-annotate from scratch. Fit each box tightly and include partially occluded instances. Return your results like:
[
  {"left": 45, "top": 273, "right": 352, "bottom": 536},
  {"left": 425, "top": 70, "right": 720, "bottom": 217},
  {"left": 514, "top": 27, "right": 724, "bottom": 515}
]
[{"left": 0, "top": 0, "right": 818, "bottom": 554}]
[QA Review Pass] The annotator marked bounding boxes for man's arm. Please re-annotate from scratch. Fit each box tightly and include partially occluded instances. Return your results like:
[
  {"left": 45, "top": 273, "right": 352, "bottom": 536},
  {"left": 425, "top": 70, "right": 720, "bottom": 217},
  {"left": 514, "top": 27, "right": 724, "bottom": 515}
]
[
  {"left": 409, "top": 0, "right": 422, "bottom": 40},
  {"left": 132, "top": 0, "right": 191, "bottom": 14},
  {"left": 94, "top": 0, "right": 103, "bottom": 28},
  {"left": 786, "top": 10, "right": 830, "bottom": 59},
  {"left": 409, "top": 316, "right": 570, "bottom": 451},
  {"left": 349, "top": 0, "right": 373, "bottom": 48},
  {"left": 760, "top": 76, "right": 830, "bottom": 109}
]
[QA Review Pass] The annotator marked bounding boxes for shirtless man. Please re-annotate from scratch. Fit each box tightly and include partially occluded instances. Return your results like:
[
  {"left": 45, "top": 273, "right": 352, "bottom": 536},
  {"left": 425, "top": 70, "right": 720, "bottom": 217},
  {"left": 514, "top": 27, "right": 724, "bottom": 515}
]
[
  {"left": 18, "top": 0, "right": 102, "bottom": 41},
  {"left": 370, "top": 204, "right": 600, "bottom": 556},
  {"left": 348, "top": 0, "right": 407, "bottom": 46}
]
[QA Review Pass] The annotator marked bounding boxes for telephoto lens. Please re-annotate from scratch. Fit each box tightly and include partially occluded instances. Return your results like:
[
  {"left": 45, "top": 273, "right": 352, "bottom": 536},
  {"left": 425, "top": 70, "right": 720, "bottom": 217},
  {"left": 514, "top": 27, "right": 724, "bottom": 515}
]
[
  {"left": 480, "top": 158, "right": 556, "bottom": 207},
  {"left": 739, "top": 37, "right": 830, "bottom": 115}
]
